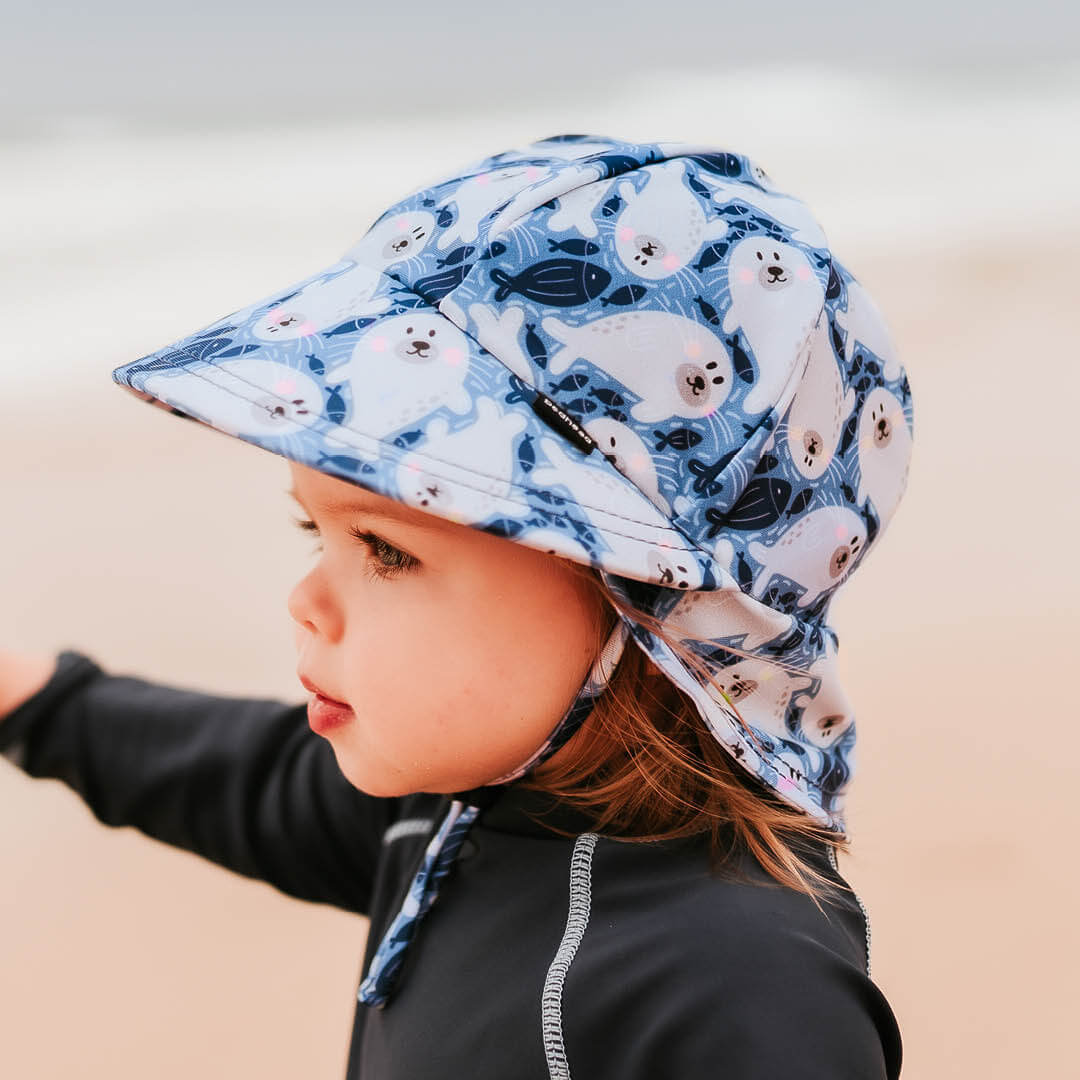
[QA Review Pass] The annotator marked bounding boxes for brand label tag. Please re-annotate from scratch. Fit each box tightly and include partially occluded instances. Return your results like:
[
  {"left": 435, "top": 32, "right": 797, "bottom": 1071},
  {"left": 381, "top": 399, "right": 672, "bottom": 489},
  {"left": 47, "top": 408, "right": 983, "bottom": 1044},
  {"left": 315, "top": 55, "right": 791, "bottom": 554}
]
[{"left": 530, "top": 391, "right": 596, "bottom": 456}]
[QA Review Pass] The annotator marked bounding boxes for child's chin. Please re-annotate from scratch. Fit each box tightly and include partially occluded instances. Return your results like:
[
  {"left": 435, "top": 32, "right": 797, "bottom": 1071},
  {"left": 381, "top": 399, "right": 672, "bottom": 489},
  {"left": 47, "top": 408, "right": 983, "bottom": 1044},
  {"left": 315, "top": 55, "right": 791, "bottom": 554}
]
[{"left": 338, "top": 760, "right": 416, "bottom": 799}]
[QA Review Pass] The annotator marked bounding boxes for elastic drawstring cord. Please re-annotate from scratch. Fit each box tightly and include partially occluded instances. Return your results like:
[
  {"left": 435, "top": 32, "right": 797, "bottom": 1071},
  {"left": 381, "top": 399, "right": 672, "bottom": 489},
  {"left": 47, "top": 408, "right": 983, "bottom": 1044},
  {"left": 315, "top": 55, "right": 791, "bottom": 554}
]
[{"left": 357, "top": 618, "right": 630, "bottom": 1009}]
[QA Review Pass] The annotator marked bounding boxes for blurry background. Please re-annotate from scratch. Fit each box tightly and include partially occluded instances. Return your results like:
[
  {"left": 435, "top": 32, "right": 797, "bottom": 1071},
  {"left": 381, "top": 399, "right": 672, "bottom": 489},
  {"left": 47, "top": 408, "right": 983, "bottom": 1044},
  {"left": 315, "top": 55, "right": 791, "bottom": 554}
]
[{"left": 2, "top": 2, "right": 1078, "bottom": 1076}]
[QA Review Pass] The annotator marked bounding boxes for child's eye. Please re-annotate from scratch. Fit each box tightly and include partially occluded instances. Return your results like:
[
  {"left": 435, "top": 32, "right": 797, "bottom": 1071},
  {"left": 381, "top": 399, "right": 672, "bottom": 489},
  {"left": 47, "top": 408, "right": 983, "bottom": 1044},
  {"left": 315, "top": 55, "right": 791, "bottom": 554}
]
[
  {"left": 346, "top": 525, "right": 420, "bottom": 580},
  {"left": 290, "top": 516, "right": 419, "bottom": 581}
]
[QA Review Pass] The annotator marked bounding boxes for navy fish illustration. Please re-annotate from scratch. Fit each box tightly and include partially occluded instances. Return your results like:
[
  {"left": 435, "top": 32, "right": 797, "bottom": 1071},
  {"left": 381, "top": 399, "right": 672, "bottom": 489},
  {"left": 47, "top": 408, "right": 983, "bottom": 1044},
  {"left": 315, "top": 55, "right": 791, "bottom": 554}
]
[
  {"left": 601, "top": 194, "right": 622, "bottom": 217},
  {"left": 325, "top": 383, "right": 347, "bottom": 424},
  {"left": 524, "top": 323, "right": 547, "bottom": 369},
  {"left": 585, "top": 152, "right": 660, "bottom": 176},
  {"left": 552, "top": 373, "right": 589, "bottom": 392},
  {"left": 686, "top": 171, "right": 712, "bottom": 199},
  {"left": 735, "top": 551, "right": 754, "bottom": 590},
  {"left": 829, "top": 318, "right": 845, "bottom": 359},
  {"left": 826, "top": 262, "right": 843, "bottom": 300},
  {"left": 518, "top": 432, "right": 536, "bottom": 473},
  {"left": 653, "top": 427, "right": 703, "bottom": 452},
  {"left": 563, "top": 396, "right": 598, "bottom": 414},
  {"left": 600, "top": 284, "right": 647, "bottom": 307},
  {"left": 588, "top": 386, "right": 626, "bottom": 408},
  {"left": 547, "top": 238, "right": 600, "bottom": 256},
  {"left": 435, "top": 206, "right": 454, "bottom": 228},
  {"left": 386, "top": 285, "right": 429, "bottom": 311},
  {"left": 692, "top": 241, "right": 729, "bottom": 273},
  {"left": 414, "top": 263, "right": 473, "bottom": 302},
  {"left": 436, "top": 245, "right": 476, "bottom": 268},
  {"left": 480, "top": 241, "right": 507, "bottom": 260},
  {"left": 748, "top": 212, "right": 782, "bottom": 232},
  {"left": 786, "top": 487, "right": 814, "bottom": 518},
  {"left": 174, "top": 335, "right": 241, "bottom": 361},
  {"left": 315, "top": 452, "right": 367, "bottom": 474},
  {"left": 391, "top": 429, "right": 424, "bottom": 449},
  {"left": 490, "top": 259, "right": 611, "bottom": 305},
  {"left": 859, "top": 500, "right": 880, "bottom": 546},
  {"left": 325, "top": 316, "right": 379, "bottom": 337},
  {"left": 534, "top": 488, "right": 570, "bottom": 507},
  {"left": 693, "top": 295, "right": 721, "bottom": 326},
  {"left": 486, "top": 516, "right": 525, "bottom": 538},
  {"left": 753, "top": 452, "right": 780, "bottom": 475},
  {"left": 504, "top": 373, "right": 532, "bottom": 406},
  {"left": 705, "top": 477, "right": 792, "bottom": 535},
  {"left": 724, "top": 334, "right": 754, "bottom": 385},
  {"left": 306, "top": 353, "right": 325, "bottom": 376},
  {"left": 686, "top": 152, "right": 743, "bottom": 178},
  {"left": 687, "top": 447, "right": 739, "bottom": 498}
]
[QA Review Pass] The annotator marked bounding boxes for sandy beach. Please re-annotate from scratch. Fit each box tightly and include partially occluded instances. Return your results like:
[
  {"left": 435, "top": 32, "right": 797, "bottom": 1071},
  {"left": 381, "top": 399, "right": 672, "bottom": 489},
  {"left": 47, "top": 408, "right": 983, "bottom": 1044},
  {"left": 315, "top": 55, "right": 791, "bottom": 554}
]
[{"left": 2, "top": 76, "right": 1078, "bottom": 1077}]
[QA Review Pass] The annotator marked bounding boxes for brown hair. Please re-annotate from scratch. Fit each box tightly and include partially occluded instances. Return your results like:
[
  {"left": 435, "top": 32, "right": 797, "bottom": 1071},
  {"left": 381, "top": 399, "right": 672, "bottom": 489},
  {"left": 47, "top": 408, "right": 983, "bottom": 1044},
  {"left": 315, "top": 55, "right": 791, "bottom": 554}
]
[{"left": 519, "top": 558, "right": 855, "bottom": 914}]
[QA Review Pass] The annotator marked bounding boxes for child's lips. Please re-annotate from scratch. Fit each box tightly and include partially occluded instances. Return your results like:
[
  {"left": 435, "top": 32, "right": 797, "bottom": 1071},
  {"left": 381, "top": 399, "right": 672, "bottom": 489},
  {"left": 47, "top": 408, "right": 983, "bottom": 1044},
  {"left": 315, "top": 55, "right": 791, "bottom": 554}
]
[
  {"left": 306, "top": 692, "right": 354, "bottom": 734},
  {"left": 297, "top": 672, "right": 347, "bottom": 705}
]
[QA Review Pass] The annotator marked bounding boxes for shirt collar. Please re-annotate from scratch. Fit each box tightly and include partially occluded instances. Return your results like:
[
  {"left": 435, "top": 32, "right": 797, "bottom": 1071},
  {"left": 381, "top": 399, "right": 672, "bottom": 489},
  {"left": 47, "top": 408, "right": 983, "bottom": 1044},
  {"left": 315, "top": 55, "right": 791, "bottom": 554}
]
[{"left": 446, "top": 781, "right": 606, "bottom": 838}]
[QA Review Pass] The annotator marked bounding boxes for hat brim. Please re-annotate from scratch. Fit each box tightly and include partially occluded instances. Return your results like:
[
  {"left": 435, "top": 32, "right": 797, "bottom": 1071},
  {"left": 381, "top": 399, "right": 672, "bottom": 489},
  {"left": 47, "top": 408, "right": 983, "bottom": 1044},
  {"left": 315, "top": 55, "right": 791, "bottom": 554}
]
[{"left": 112, "top": 256, "right": 714, "bottom": 590}]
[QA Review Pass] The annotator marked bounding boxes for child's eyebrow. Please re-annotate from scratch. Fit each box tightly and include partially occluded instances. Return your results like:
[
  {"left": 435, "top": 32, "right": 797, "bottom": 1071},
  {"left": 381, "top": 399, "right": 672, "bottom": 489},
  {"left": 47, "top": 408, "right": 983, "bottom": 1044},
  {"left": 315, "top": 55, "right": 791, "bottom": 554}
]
[{"left": 286, "top": 487, "right": 435, "bottom": 530}]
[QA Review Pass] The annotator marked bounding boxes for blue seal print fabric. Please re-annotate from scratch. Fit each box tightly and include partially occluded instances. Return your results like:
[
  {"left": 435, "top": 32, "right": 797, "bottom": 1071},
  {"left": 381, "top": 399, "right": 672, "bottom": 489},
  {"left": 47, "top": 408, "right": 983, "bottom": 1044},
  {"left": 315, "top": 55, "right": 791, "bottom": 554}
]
[{"left": 110, "top": 132, "right": 915, "bottom": 1008}]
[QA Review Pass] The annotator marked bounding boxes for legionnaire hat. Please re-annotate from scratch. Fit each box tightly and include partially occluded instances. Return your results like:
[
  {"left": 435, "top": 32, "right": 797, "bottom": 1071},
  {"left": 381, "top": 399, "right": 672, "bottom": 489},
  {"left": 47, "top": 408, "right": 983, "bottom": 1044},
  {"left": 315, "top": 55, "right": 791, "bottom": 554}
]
[{"left": 112, "top": 133, "right": 914, "bottom": 1006}]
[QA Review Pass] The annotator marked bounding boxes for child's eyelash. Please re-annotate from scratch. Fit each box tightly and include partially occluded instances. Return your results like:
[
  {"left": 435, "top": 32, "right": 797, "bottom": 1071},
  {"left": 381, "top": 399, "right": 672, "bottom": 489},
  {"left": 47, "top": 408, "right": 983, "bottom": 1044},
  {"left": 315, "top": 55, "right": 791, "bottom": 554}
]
[{"left": 290, "top": 516, "right": 419, "bottom": 580}]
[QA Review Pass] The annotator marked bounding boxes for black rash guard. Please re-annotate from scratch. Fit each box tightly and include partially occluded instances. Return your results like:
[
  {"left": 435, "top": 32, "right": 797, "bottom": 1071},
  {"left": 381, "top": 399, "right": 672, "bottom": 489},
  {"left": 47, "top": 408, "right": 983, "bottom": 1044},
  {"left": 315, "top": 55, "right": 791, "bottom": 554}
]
[{"left": 1, "top": 650, "right": 903, "bottom": 1078}]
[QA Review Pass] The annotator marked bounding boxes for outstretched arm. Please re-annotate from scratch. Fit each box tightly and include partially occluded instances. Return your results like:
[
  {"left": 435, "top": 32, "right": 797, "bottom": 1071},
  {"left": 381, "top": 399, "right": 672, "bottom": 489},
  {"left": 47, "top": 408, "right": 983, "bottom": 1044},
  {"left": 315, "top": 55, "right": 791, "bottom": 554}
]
[{"left": 0, "top": 650, "right": 400, "bottom": 915}]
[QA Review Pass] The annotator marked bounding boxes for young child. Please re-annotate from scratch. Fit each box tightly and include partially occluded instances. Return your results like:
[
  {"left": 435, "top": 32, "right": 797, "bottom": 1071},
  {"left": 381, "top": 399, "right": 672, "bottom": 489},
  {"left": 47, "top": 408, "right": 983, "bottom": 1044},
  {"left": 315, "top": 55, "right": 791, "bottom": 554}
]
[{"left": 1, "top": 134, "right": 912, "bottom": 1077}]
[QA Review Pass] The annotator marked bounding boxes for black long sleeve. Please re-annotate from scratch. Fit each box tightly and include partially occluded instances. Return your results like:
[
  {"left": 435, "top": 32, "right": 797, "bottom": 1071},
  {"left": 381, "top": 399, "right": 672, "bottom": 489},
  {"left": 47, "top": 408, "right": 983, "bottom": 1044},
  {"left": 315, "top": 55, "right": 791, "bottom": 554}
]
[{"left": 0, "top": 650, "right": 401, "bottom": 915}]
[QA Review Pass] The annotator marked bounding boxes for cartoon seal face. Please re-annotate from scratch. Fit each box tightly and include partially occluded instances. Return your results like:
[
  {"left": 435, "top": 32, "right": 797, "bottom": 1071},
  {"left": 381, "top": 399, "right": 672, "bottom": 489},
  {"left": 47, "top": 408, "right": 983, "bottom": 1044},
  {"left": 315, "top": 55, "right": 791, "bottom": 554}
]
[
  {"left": 722, "top": 237, "right": 825, "bottom": 416},
  {"left": 342, "top": 210, "right": 437, "bottom": 266},
  {"left": 436, "top": 163, "right": 552, "bottom": 250},
  {"left": 339, "top": 312, "right": 474, "bottom": 439},
  {"left": 650, "top": 548, "right": 694, "bottom": 590},
  {"left": 543, "top": 310, "right": 733, "bottom": 423},
  {"left": 528, "top": 435, "right": 703, "bottom": 587},
  {"left": 393, "top": 395, "right": 528, "bottom": 523},
  {"left": 792, "top": 638, "right": 855, "bottom": 750},
  {"left": 856, "top": 386, "right": 912, "bottom": 526},
  {"left": 705, "top": 657, "right": 813, "bottom": 740},
  {"left": 784, "top": 317, "right": 857, "bottom": 480},
  {"left": 747, "top": 505, "right": 868, "bottom": 609},
  {"left": 141, "top": 358, "right": 323, "bottom": 439},
  {"left": 614, "top": 159, "right": 729, "bottom": 280},
  {"left": 582, "top": 415, "right": 671, "bottom": 516},
  {"left": 252, "top": 263, "right": 390, "bottom": 341}
]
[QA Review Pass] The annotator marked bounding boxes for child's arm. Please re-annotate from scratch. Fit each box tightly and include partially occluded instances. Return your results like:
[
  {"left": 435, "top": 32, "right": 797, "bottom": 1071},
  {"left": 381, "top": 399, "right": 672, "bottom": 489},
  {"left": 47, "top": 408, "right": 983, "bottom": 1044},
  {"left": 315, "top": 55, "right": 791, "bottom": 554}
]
[{"left": 0, "top": 649, "right": 401, "bottom": 916}]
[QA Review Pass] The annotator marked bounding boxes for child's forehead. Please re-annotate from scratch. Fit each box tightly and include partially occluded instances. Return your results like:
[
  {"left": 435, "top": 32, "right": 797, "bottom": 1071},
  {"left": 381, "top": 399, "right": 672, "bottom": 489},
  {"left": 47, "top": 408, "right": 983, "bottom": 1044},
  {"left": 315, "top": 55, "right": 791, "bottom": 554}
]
[{"left": 286, "top": 461, "right": 446, "bottom": 531}]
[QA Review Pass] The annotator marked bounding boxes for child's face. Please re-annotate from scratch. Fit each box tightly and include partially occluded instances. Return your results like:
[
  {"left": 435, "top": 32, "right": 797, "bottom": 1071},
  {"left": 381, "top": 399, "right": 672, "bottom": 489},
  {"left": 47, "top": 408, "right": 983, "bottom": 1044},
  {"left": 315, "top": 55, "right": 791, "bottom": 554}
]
[{"left": 286, "top": 462, "right": 610, "bottom": 796}]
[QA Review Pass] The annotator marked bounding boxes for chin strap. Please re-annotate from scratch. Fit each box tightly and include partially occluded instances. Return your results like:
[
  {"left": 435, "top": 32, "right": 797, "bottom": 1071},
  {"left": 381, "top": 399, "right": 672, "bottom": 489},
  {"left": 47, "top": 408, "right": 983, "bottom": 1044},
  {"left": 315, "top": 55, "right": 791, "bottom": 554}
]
[{"left": 357, "top": 618, "right": 630, "bottom": 1009}]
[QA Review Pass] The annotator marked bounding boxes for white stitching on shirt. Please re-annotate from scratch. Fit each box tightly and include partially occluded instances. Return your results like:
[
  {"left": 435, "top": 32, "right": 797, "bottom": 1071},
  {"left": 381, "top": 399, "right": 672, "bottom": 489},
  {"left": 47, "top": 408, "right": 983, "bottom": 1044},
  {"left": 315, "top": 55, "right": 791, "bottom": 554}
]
[
  {"left": 381, "top": 818, "right": 436, "bottom": 846},
  {"left": 542, "top": 833, "right": 598, "bottom": 1080},
  {"left": 828, "top": 844, "right": 873, "bottom": 978}
]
